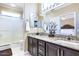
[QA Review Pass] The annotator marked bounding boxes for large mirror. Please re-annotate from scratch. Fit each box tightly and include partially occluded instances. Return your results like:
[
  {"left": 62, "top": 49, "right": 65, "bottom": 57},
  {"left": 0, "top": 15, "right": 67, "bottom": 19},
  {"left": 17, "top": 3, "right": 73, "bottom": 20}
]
[{"left": 60, "top": 12, "right": 76, "bottom": 36}]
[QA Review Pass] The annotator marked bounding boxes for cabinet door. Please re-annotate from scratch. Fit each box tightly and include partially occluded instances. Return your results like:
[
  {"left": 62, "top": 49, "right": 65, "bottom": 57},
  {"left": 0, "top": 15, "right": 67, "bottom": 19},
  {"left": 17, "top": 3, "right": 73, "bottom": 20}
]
[
  {"left": 46, "top": 43, "right": 60, "bottom": 56},
  {"left": 61, "top": 47, "right": 79, "bottom": 56},
  {"left": 32, "top": 38, "right": 38, "bottom": 56},
  {"left": 28, "top": 37, "right": 33, "bottom": 55}
]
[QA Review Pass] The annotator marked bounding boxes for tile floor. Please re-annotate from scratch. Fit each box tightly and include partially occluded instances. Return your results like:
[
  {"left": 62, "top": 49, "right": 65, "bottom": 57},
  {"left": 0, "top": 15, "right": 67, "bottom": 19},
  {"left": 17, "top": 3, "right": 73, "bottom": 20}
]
[{"left": 10, "top": 43, "right": 31, "bottom": 56}]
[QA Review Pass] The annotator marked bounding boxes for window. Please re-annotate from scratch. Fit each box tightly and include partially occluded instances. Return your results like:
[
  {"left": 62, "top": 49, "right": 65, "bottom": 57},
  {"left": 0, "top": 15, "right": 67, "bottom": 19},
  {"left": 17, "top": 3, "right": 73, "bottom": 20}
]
[
  {"left": 41, "top": 3, "right": 52, "bottom": 11},
  {"left": 41, "top": 3, "right": 64, "bottom": 12},
  {"left": 1, "top": 11, "right": 21, "bottom": 17}
]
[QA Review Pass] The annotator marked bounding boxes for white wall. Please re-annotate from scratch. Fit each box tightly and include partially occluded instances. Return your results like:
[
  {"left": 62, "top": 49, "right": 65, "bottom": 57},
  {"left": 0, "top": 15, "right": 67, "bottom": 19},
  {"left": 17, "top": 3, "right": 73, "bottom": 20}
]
[
  {"left": 23, "top": 3, "right": 38, "bottom": 51},
  {"left": 24, "top": 3, "right": 38, "bottom": 31}
]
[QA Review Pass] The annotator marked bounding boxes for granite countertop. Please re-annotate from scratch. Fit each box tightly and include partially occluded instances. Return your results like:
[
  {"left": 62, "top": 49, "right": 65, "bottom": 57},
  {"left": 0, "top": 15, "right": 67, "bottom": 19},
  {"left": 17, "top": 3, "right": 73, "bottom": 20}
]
[{"left": 28, "top": 34, "right": 79, "bottom": 51}]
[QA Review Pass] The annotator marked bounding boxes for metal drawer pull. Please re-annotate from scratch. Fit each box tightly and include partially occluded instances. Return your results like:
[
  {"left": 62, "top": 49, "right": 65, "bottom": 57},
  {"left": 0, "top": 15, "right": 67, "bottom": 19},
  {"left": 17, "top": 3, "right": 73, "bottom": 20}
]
[
  {"left": 39, "top": 49, "right": 43, "bottom": 53},
  {"left": 39, "top": 42, "right": 43, "bottom": 45}
]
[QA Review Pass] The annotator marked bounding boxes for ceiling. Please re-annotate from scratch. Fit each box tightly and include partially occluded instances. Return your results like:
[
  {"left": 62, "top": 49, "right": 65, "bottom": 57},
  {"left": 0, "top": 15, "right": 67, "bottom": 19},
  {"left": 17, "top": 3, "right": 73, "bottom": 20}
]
[{"left": 0, "top": 3, "right": 25, "bottom": 12}]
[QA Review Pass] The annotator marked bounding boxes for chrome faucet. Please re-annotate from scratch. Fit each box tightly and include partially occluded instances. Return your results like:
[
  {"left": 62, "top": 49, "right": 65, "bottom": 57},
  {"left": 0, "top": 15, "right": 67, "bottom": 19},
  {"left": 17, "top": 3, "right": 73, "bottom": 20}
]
[{"left": 66, "top": 34, "right": 73, "bottom": 40}]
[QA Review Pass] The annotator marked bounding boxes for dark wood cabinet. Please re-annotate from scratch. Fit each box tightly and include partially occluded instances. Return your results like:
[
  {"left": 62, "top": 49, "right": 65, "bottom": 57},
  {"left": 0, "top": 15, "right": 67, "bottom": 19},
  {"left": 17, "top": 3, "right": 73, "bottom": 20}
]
[
  {"left": 46, "top": 42, "right": 79, "bottom": 56},
  {"left": 28, "top": 36, "right": 79, "bottom": 56},
  {"left": 60, "top": 47, "right": 79, "bottom": 56},
  {"left": 28, "top": 37, "right": 33, "bottom": 55},
  {"left": 28, "top": 36, "right": 37, "bottom": 56},
  {"left": 46, "top": 43, "right": 60, "bottom": 56},
  {"left": 32, "top": 38, "right": 38, "bottom": 56}
]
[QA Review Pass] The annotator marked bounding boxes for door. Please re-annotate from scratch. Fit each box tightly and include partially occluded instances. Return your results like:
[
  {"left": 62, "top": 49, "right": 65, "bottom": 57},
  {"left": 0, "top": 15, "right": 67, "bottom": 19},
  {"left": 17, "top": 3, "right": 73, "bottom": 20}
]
[
  {"left": 28, "top": 37, "right": 33, "bottom": 55},
  {"left": 61, "top": 47, "right": 79, "bottom": 56},
  {"left": 46, "top": 43, "right": 60, "bottom": 56},
  {"left": 32, "top": 38, "right": 38, "bottom": 56}
]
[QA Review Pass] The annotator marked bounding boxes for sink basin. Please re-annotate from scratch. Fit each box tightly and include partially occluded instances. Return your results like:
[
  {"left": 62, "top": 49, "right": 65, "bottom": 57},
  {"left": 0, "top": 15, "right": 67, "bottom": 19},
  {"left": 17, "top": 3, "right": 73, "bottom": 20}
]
[
  {"left": 67, "top": 40, "right": 79, "bottom": 43},
  {"left": 54, "top": 40, "right": 79, "bottom": 46},
  {"left": 35, "top": 33, "right": 48, "bottom": 36}
]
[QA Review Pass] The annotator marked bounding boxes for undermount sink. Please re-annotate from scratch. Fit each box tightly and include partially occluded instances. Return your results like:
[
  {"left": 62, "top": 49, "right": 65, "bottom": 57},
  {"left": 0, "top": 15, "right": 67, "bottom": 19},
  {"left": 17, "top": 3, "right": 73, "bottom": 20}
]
[
  {"left": 67, "top": 40, "right": 79, "bottom": 43},
  {"left": 54, "top": 40, "right": 79, "bottom": 46},
  {"left": 35, "top": 33, "right": 48, "bottom": 36},
  {"left": 56, "top": 40, "right": 79, "bottom": 46}
]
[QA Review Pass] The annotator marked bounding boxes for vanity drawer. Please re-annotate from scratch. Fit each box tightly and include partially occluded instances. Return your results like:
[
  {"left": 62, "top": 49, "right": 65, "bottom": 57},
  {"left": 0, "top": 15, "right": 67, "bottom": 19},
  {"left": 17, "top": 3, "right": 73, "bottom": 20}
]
[
  {"left": 38, "top": 40, "right": 45, "bottom": 47},
  {"left": 38, "top": 45, "right": 45, "bottom": 56},
  {"left": 38, "top": 53, "right": 44, "bottom": 56},
  {"left": 38, "top": 45, "right": 45, "bottom": 51}
]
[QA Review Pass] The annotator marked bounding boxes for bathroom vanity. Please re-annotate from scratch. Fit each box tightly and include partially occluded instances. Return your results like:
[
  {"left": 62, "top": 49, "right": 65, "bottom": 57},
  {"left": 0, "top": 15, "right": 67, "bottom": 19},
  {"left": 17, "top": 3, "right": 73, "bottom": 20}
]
[
  {"left": 27, "top": 34, "right": 79, "bottom": 56},
  {"left": 27, "top": 11, "right": 79, "bottom": 56}
]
